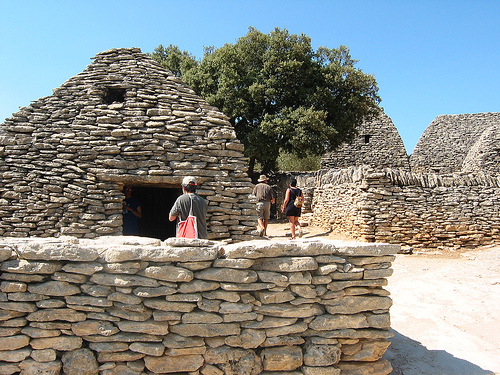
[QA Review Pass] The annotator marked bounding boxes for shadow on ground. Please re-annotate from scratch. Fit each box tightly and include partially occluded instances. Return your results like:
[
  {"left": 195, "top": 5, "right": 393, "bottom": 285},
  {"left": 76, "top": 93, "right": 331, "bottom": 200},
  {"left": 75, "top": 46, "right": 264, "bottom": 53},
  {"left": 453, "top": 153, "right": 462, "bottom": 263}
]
[{"left": 384, "top": 329, "right": 495, "bottom": 375}]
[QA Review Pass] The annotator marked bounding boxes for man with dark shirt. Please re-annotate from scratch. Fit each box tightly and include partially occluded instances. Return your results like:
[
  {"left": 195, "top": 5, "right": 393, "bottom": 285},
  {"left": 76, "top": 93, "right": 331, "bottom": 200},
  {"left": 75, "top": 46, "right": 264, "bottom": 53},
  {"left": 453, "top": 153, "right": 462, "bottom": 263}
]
[
  {"left": 169, "top": 176, "right": 208, "bottom": 239},
  {"left": 123, "top": 186, "right": 142, "bottom": 235}
]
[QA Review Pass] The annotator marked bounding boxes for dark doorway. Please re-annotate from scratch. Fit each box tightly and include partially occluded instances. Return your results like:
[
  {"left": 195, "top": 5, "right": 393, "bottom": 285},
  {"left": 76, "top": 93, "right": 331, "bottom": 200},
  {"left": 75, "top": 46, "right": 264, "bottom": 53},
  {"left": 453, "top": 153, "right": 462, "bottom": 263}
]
[{"left": 130, "top": 186, "right": 182, "bottom": 240}]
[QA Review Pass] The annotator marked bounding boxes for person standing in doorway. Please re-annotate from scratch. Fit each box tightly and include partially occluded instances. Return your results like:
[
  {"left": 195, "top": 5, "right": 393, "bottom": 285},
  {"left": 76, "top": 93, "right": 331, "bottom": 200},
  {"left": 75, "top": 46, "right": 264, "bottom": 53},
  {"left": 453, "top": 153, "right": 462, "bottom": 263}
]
[
  {"left": 281, "top": 178, "right": 303, "bottom": 239},
  {"left": 252, "top": 175, "right": 276, "bottom": 237},
  {"left": 169, "top": 176, "right": 208, "bottom": 239},
  {"left": 123, "top": 186, "right": 142, "bottom": 236}
]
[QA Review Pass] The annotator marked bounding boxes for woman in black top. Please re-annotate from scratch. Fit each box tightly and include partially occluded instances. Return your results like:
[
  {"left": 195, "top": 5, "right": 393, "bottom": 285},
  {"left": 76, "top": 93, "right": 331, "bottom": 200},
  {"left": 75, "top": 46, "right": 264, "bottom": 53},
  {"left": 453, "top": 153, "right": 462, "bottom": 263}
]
[{"left": 281, "top": 178, "right": 304, "bottom": 239}]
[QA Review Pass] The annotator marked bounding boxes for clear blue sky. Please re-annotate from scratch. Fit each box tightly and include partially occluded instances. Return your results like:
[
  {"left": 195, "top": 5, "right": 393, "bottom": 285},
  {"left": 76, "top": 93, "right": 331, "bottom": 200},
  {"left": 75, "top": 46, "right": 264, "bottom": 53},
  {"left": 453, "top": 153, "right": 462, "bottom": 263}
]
[{"left": 1, "top": 0, "right": 498, "bottom": 154}]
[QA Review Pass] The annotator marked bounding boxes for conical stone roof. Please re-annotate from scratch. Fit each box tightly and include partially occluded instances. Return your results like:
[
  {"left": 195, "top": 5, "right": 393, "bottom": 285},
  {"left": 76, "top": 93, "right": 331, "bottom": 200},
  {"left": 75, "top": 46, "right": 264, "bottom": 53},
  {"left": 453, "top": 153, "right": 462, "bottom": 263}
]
[
  {"left": 0, "top": 48, "right": 255, "bottom": 240},
  {"left": 320, "top": 110, "right": 410, "bottom": 171},
  {"left": 410, "top": 112, "right": 500, "bottom": 174},
  {"left": 462, "top": 123, "right": 500, "bottom": 174}
]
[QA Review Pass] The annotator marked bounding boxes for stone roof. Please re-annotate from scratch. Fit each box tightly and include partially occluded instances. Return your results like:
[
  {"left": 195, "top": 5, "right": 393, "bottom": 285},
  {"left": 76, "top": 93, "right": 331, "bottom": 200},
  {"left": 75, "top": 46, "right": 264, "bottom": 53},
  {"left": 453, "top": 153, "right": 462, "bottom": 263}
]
[
  {"left": 320, "top": 110, "right": 410, "bottom": 171},
  {"left": 410, "top": 112, "right": 500, "bottom": 174},
  {"left": 0, "top": 48, "right": 255, "bottom": 240}
]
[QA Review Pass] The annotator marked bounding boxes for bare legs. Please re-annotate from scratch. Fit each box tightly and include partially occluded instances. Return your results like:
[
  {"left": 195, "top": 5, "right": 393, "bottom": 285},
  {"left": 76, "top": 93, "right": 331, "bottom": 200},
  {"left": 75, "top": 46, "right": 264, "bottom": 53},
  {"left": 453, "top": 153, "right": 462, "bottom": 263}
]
[
  {"left": 287, "top": 216, "right": 302, "bottom": 239},
  {"left": 258, "top": 218, "right": 269, "bottom": 236}
]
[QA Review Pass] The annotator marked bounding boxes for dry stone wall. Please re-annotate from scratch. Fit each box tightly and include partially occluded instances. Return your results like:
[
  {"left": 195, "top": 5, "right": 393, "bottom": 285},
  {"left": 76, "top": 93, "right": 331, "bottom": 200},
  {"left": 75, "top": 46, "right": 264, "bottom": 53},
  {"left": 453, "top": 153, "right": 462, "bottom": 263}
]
[
  {"left": 0, "top": 48, "right": 256, "bottom": 241},
  {"left": 307, "top": 166, "right": 500, "bottom": 249},
  {"left": 0, "top": 235, "right": 397, "bottom": 375}
]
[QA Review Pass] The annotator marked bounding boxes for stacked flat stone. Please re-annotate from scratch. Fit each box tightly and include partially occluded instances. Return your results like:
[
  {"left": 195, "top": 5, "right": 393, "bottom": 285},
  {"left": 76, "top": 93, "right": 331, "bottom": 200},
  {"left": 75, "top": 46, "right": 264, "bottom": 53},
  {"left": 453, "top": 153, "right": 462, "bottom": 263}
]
[
  {"left": 0, "top": 48, "right": 255, "bottom": 240},
  {"left": 305, "top": 166, "right": 500, "bottom": 249},
  {"left": 320, "top": 111, "right": 410, "bottom": 172},
  {"left": 410, "top": 112, "right": 500, "bottom": 174},
  {"left": 462, "top": 123, "right": 500, "bottom": 174},
  {"left": 0, "top": 235, "right": 398, "bottom": 375}
]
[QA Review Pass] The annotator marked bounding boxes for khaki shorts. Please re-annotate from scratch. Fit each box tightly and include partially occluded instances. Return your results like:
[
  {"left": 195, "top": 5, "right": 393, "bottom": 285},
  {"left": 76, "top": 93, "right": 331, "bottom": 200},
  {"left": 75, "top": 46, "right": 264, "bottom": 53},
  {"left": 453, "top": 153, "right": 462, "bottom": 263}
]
[{"left": 256, "top": 201, "right": 271, "bottom": 220}]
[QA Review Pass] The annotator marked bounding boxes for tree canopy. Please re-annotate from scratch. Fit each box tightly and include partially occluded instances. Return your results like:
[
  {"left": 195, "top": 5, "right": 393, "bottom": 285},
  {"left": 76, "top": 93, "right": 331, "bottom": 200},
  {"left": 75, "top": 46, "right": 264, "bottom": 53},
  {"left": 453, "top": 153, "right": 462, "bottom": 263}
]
[{"left": 151, "top": 27, "right": 381, "bottom": 175}]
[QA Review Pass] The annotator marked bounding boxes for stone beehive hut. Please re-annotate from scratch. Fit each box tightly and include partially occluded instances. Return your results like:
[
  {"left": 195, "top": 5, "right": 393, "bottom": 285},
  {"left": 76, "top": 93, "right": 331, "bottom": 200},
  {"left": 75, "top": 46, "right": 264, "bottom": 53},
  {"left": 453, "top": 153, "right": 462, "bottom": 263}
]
[
  {"left": 320, "top": 110, "right": 410, "bottom": 171},
  {"left": 410, "top": 112, "right": 500, "bottom": 174},
  {"left": 0, "top": 48, "right": 256, "bottom": 240}
]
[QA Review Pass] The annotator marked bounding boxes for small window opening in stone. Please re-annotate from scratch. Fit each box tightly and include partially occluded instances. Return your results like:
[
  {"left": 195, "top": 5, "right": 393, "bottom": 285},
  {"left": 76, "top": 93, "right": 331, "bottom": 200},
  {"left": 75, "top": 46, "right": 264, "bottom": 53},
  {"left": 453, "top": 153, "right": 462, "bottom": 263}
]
[
  {"left": 103, "top": 88, "right": 126, "bottom": 104},
  {"left": 364, "top": 135, "right": 371, "bottom": 144}
]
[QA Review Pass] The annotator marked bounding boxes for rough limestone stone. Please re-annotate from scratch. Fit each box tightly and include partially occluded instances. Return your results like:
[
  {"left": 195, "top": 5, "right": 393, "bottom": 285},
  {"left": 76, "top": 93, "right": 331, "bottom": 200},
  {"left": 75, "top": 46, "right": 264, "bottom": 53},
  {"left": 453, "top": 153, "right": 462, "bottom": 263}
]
[
  {"left": 97, "top": 350, "right": 145, "bottom": 362},
  {"left": 117, "top": 320, "right": 169, "bottom": 335},
  {"left": 254, "top": 303, "right": 323, "bottom": 318},
  {"left": 341, "top": 339, "right": 391, "bottom": 362},
  {"left": 30, "top": 348, "right": 57, "bottom": 362},
  {"left": 204, "top": 346, "right": 263, "bottom": 375},
  {"left": 265, "top": 322, "right": 308, "bottom": 337},
  {"left": 170, "top": 323, "right": 240, "bottom": 337},
  {"left": 129, "top": 342, "right": 165, "bottom": 356},
  {"left": 261, "top": 346, "right": 303, "bottom": 371},
  {"left": 144, "top": 354, "right": 204, "bottom": 373},
  {"left": 61, "top": 262, "right": 103, "bottom": 275},
  {"left": 336, "top": 358, "right": 393, "bottom": 375},
  {"left": 27, "top": 281, "right": 80, "bottom": 297},
  {"left": 0, "top": 248, "right": 12, "bottom": 262},
  {"left": 162, "top": 333, "right": 205, "bottom": 349},
  {"left": 0, "top": 347, "right": 31, "bottom": 362},
  {"left": 253, "top": 257, "right": 318, "bottom": 272},
  {"left": 0, "top": 335, "right": 30, "bottom": 350},
  {"left": 30, "top": 336, "right": 83, "bottom": 351},
  {"left": 303, "top": 366, "right": 341, "bottom": 375},
  {"left": 182, "top": 311, "right": 223, "bottom": 324},
  {"left": 90, "top": 273, "right": 160, "bottom": 287},
  {"left": 0, "top": 363, "right": 19, "bottom": 375},
  {"left": 18, "top": 359, "right": 62, "bottom": 375},
  {"left": 224, "top": 328, "right": 266, "bottom": 349},
  {"left": 70, "top": 320, "right": 119, "bottom": 336},
  {"left": 17, "top": 241, "right": 99, "bottom": 261},
  {"left": 26, "top": 308, "right": 86, "bottom": 322},
  {"left": 61, "top": 348, "right": 99, "bottom": 375},
  {"left": 324, "top": 296, "right": 393, "bottom": 314},
  {"left": 303, "top": 343, "right": 341, "bottom": 366},
  {"left": 196, "top": 268, "right": 258, "bottom": 283},
  {"left": 1, "top": 259, "right": 62, "bottom": 274},
  {"left": 98, "top": 365, "right": 136, "bottom": 375},
  {"left": 142, "top": 265, "right": 194, "bottom": 282},
  {"left": 0, "top": 302, "right": 37, "bottom": 313}
]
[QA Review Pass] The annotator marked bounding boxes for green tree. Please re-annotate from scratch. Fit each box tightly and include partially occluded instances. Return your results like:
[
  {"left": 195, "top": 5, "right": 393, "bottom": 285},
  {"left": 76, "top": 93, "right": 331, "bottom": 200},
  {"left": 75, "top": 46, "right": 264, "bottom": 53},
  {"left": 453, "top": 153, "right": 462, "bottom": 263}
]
[
  {"left": 152, "top": 28, "right": 380, "bottom": 175},
  {"left": 149, "top": 44, "right": 198, "bottom": 77}
]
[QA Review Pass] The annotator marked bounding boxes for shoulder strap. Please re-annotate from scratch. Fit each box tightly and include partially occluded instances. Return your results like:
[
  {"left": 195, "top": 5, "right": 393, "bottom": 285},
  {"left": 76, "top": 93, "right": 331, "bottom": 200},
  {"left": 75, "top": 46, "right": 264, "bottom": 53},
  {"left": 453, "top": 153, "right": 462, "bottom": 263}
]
[{"left": 188, "top": 194, "right": 194, "bottom": 216}]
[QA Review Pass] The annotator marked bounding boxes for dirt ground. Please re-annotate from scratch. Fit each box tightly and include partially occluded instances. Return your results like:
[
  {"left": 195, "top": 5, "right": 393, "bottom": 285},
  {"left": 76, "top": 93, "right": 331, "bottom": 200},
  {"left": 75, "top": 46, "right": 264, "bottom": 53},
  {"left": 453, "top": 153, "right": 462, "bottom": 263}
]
[{"left": 264, "top": 222, "right": 500, "bottom": 375}]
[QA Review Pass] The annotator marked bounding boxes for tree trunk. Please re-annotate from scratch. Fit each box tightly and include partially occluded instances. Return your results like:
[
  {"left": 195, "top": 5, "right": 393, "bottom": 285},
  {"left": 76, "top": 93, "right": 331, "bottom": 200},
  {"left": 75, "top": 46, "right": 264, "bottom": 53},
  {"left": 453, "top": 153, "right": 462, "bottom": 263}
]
[{"left": 248, "top": 157, "right": 256, "bottom": 179}]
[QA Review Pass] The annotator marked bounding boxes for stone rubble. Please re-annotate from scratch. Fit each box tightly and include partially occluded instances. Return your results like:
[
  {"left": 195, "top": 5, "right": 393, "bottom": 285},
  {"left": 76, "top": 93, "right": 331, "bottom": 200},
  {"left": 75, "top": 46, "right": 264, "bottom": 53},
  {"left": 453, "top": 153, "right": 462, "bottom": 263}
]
[{"left": 0, "top": 235, "right": 398, "bottom": 374}]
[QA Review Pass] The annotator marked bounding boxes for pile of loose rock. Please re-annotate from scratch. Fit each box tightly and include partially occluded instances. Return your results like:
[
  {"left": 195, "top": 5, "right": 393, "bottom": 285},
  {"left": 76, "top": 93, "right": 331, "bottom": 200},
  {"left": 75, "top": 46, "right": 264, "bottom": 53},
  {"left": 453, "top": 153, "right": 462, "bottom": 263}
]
[{"left": 0, "top": 236, "right": 398, "bottom": 375}]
